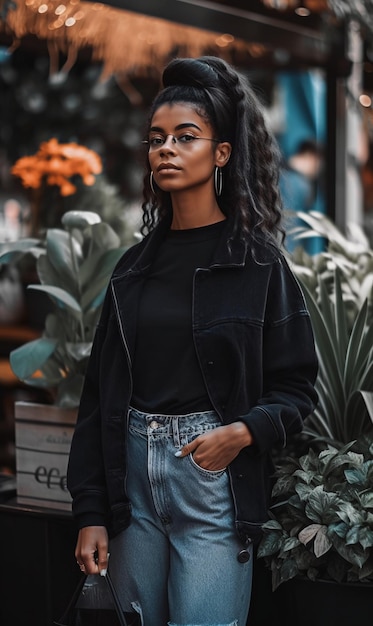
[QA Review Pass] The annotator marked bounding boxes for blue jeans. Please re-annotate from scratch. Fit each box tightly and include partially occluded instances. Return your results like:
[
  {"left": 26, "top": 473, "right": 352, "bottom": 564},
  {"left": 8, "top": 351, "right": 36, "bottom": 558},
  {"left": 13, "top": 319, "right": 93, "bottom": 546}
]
[{"left": 108, "top": 407, "right": 253, "bottom": 626}]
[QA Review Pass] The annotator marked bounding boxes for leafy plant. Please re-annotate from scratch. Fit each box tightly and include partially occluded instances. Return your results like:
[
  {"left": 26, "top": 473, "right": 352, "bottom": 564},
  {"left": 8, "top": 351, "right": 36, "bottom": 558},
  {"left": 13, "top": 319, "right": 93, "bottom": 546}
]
[
  {"left": 290, "top": 211, "right": 373, "bottom": 330},
  {"left": 258, "top": 442, "right": 373, "bottom": 590},
  {"left": 260, "top": 213, "right": 373, "bottom": 592},
  {"left": 0, "top": 210, "right": 126, "bottom": 407},
  {"left": 300, "top": 269, "right": 373, "bottom": 446},
  {"left": 284, "top": 211, "right": 373, "bottom": 447}
]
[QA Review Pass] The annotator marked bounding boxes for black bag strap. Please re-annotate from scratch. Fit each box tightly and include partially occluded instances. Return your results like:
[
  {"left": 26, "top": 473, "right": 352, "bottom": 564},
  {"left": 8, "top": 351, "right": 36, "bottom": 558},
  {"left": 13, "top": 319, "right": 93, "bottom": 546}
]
[
  {"left": 54, "top": 572, "right": 129, "bottom": 626},
  {"left": 54, "top": 575, "right": 87, "bottom": 625},
  {"left": 105, "top": 571, "right": 128, "bottom": 626}
]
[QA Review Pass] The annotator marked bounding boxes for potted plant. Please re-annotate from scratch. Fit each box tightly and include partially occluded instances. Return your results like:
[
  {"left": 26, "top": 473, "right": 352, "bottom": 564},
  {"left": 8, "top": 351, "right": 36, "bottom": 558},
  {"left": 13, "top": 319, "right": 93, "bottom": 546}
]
[
  {"left": 0, "top": 209, "right": 127, "bottom": 408},
  {"left": 0, "top": 209, "right": 128, "bottom": 508},
  {"left": 257, "top": 442, "right": 373, "bottom": 625},
  {"left": 0, "top": 139, "right": 131, "bottom": 508},
  {"left": 255, "top": 214, "right": 373, "bottom": 626},
  {"left": 288, "top": 212, "right": 373, "bottom": 447}
]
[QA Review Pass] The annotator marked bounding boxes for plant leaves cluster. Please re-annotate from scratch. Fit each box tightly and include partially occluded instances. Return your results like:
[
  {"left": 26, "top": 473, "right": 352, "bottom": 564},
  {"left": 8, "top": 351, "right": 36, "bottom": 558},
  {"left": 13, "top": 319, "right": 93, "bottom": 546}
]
[
  {"left": 258, "top": 443, "right": 373, "bottom": 590},
  {"left": 259, "top": 212, "right": 373, "bottom": 590},
  {"left": 0, "top": 211, "right": 127, "bottom": 407},
  {"left": 290, "top": 211, "right": 373, "bottom": 330},
  {"left": 290, "top": 212, "right": 373, "bottom": 446},
  {"left": 300, "top": 270, "right": 373, "bottom": 446}
]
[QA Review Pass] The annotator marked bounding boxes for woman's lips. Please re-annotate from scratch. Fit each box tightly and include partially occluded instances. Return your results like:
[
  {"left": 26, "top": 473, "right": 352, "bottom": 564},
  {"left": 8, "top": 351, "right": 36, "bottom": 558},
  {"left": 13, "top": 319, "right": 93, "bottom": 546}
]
[{"left": 157, "top": 163, "right": 180, "bottom": 172}]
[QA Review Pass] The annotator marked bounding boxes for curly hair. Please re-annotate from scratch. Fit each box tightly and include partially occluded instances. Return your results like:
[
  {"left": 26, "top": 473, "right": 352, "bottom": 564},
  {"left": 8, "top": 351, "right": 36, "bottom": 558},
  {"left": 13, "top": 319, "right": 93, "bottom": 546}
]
[{"left": 140, "top": 56, "right": 285, "bottom": 249}]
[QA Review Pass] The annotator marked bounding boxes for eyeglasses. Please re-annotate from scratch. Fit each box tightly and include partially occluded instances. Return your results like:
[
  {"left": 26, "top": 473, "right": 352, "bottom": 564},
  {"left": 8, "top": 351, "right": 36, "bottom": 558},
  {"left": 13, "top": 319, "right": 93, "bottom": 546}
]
[{"left": 142, "top": 133, "right": 221, "bottom": 151}]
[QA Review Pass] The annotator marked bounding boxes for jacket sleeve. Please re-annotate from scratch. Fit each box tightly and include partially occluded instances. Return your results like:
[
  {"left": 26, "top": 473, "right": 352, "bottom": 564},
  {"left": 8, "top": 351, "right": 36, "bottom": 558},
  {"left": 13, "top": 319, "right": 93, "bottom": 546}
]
[
  {"left": 67, "top": 287, "right": 111, "bottom": 528},
  {"left": 240, "top": 256, "right": 318, "bottom": 453}
]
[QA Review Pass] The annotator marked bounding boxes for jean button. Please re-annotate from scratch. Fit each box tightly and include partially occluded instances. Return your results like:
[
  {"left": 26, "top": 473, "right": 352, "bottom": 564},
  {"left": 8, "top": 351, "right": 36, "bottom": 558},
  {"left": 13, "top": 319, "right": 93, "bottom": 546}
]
[
  {"left": 237, "top": 549, "right": 251, "bottom": 563},
  {"left": 150, "top": 420, "right": 159, "bottom": 429}
]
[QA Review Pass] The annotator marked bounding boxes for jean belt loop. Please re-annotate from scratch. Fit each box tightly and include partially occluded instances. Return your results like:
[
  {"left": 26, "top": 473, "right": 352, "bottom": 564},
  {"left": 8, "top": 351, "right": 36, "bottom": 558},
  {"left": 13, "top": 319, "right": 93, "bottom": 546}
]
[{"left": 172, "top": 416, "right": 181, "bottom": 448}]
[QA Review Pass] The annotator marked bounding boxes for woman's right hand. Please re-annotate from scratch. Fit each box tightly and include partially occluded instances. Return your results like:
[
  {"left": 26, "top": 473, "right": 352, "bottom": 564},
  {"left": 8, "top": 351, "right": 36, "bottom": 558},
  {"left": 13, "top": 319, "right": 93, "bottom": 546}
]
[{"left": 75, "top": 525, "right": 109, "bottom": 575}]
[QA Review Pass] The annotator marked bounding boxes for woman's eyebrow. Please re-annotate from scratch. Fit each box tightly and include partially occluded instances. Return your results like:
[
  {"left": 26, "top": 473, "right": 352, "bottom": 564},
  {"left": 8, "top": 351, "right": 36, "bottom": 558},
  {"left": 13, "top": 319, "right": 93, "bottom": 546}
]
[{"left": 149, "top": 122, "right": 203, "bottom": 133}]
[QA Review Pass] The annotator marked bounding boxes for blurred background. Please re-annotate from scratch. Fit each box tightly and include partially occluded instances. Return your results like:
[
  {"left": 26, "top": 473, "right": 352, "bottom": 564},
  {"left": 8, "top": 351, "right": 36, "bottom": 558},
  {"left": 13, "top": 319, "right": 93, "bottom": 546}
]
[
  {"left": 1, "top": 1, "right": 373, "bottom": 242},
  {"left": 0, "top": 0, "right": 373, "bottom": 473}
]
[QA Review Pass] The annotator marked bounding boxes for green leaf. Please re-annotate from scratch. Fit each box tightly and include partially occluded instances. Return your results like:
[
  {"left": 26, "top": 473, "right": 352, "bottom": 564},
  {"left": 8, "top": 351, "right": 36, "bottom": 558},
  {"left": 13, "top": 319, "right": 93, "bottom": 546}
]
[
  {"left": 333, "top": 269, "right": 349, "bottom": 362},
  {"left": 318, "top": 276, "right": 338, "bottom": 351},
  {"left": 257, "top": 533, "right": 283, "bottom": 558},
  {"left": 360, "top": 492, "right": 373, "bottom": 509},
  {"left": 301, "top": 281, "right": 345, "bottom": 426},
  {"left": 345, "top": 391, "right": 373, "bottom": 441},
  {"left": 298, "top": 524, "right": 322, "bottom": 545},
  {"left": 323, "top": 452, "right": 356, "bottom": 477},
  {"left": 46, "top": 228, "right": 83, "bottom": 279},
  {"left": 0, "top": 238, "right": 41, "bottom": 264},
  {"left": 293, "top": 469, "right": 315, "bottom": 484},
  {"left": 345, "top": 526, "right": 361, "bottom": 545},
  {"left": 344, "top": 299, "right": 369, "bottom": 392},
  {"left": 28, "top": 284, "right": 82, "bottom": 314},
  {"left": 10, "top": 338, "right": 57, "bottom": 379},
  {"left": 80, "top": 247, "right": 125, "bottom": 311},
  {"left": 345, "top": 466, "right": 368, "bottom": 485},
  {"left": 89, "top": 222, "right": 121, "bottom": 253},
  {"left": 305, "top": 379, "right": 335, "bottom": 440},
  {"left": 314, "top": 526, "right": 332, "bottom": 557},
  {"left": 296, "top": 211, "right": 348, "bottom": 247},
  {"left": 336, "top": 502, "right": 362, "bottom": 525},
  {"left": 333, "top": 536, "right": 369, "bottom": 567},
  {"left": 37, "top": 253, "right": 63, "bottom": 289},
  {"left": 329, "top": 521, "right": 349, "bottom": 539},
  {"left": 294, "top": 483, "right": 313, "bottom": 501},
  {"left": 261, "top": 520, "right": 283, "bottom": 531},
  {"left": 357, "top": 558, "right": 373, "bottom": 580},
  {"left": 282, "top": 537, "right": 300, "bottom": 552},
  {"left": 358, "top": 527, "right": 373, "bottom": 549},
  {"left": 279, "top": 558, "right": 299, "bottom": 584},
  {"left": 359, "top": 391, "right": 373, "bottom": 423},
  {"left": 305, "top": 486, "right": 339, "bottom": 522},
  {"left": 61, "top": 210, "right": 101, "bottom": 229},
  {"left": 272, "top": 474, "right": 295, "bottom": 497}
]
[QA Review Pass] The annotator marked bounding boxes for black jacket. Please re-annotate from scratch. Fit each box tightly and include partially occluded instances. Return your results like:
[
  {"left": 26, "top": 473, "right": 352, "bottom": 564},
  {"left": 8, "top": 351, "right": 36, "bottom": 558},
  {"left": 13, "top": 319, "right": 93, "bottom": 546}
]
[{"left": 67, "top": 217, "right": 318, "bottom": 545}]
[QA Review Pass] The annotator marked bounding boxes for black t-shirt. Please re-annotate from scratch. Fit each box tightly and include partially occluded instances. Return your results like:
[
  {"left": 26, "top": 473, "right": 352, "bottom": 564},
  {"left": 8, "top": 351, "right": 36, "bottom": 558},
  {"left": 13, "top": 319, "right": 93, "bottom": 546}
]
[{"left": 131, "top": 220, "right": 225, "bottom": 414}]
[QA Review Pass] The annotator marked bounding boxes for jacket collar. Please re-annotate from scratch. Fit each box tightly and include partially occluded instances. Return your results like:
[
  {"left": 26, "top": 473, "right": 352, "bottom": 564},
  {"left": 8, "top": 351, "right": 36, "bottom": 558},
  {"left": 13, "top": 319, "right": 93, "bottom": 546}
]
[{"left": 115, "top": 213, "right": 249, "bottom": 276}]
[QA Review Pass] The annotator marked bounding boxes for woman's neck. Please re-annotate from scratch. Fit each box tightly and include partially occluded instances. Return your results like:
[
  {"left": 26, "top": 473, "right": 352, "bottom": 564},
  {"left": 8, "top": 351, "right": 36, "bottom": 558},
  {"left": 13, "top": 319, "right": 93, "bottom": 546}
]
[{"left": 170, "top": 190, "right": 225, "bottom": 230}]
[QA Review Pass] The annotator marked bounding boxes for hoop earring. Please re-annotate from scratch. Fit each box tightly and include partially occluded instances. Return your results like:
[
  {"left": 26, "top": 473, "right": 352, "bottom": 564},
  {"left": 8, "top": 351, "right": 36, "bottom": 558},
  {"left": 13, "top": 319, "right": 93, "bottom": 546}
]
[
  {"left": 150, "top": 171, "right": 156, "bottom": 195},
  {"left": 214, "top": 166, "right": 223, "bottom": 197}
]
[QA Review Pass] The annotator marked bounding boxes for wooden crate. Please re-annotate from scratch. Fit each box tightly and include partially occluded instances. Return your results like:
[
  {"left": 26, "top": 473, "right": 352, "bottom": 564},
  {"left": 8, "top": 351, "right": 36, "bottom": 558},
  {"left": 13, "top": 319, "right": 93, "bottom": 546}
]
[{"left": 15, "top": 401, "right": 77, "bottom": 511}]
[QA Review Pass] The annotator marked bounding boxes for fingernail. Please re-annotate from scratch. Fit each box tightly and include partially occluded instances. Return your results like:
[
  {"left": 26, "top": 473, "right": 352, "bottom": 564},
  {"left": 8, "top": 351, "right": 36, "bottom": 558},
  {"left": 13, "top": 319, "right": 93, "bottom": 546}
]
[
  {"left": 100, "top": 568, "right": 107, "bottom": 577},
  {"left": 174, "top": 450, "right": 182, "bottom": 457}
]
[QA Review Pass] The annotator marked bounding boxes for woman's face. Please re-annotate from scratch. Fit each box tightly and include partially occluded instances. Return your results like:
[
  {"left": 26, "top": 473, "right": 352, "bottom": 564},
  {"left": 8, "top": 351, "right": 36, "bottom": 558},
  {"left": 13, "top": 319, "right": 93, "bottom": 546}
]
[{"left": 147, "top": 103, "right": 229, "bottom": 196}]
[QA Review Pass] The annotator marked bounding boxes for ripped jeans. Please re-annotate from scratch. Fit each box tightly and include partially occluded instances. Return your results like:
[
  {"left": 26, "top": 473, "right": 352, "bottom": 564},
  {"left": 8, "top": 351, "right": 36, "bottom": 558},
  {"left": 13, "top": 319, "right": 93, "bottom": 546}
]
[{"left": 108, "top": 407, "right": 253, "bottom": 626}]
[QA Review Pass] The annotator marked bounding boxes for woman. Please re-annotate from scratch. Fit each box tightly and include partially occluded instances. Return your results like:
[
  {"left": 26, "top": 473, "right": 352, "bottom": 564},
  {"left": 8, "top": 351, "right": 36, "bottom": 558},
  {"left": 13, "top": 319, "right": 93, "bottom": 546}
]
[{"left": 67, "top": 56, "right": 318, "bottom": 626}]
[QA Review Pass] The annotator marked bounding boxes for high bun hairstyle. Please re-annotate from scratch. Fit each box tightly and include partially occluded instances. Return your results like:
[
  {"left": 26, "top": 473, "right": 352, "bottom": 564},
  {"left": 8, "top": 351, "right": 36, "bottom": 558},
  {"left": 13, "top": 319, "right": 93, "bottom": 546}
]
[{"left": 141, "top": 56, "right": 284, "bottom": 250}]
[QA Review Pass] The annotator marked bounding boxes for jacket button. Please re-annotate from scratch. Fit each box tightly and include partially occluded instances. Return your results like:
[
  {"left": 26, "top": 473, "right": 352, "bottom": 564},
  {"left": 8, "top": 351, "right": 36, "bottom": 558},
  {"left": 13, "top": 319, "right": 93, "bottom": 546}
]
[
  {"left": 207, "top": 361, "right": 214, "bottom": 366},
  {"left": 237, "top": 474, "right": 243, "bottom": 479}
]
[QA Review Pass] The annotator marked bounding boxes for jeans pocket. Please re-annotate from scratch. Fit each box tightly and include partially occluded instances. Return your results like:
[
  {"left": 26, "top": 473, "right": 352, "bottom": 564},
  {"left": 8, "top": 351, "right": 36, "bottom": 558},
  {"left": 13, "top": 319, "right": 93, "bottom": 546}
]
[{"left": 188, "top": 452, "right": 226, "bottom": 478}]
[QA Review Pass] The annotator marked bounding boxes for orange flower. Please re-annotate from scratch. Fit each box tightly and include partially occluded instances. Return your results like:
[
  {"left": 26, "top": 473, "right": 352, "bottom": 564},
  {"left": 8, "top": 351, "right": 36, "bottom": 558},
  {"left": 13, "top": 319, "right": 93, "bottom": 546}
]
[{"left": 11, "top": 138, "right": 103, "bottom": 195}]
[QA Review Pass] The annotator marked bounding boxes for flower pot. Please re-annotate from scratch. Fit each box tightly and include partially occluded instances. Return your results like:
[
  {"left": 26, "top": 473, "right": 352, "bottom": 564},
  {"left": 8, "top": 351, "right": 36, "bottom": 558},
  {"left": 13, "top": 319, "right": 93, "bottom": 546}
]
[
  {"left": 14, "top": 401, "right": 77, "bottom": 511},
  {"left": 275, "top": 576, "right": 372, "bottom": 626}
]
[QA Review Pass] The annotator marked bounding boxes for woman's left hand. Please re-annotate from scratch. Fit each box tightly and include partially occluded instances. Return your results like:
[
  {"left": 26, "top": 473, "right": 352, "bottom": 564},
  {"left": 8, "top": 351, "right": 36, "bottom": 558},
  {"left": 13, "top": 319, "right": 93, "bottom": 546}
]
[{"left": 175, "top": 421, "right": 253, "bottom": 471}]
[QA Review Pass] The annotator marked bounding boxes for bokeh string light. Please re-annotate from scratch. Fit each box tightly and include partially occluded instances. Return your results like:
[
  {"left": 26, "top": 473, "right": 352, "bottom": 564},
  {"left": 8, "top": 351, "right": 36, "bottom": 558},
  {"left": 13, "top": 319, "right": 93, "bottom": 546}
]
[{"left": 1, "top": 0, "right": 268, "bottom": 80}]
